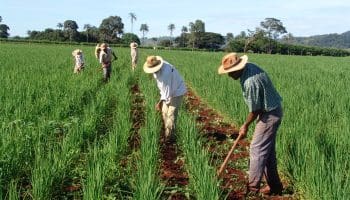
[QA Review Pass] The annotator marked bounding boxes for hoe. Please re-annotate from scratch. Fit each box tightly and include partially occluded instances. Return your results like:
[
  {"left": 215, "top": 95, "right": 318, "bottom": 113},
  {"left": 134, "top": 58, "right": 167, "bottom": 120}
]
[{"left": 217, "top": 133, "right": 243, "bottom": 177}]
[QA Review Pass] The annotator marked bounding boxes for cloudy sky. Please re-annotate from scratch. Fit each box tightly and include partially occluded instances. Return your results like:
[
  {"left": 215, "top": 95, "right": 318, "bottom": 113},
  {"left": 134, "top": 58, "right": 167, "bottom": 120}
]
[{"left": 1, "top": 0, "right": 349, "bottom": 38}]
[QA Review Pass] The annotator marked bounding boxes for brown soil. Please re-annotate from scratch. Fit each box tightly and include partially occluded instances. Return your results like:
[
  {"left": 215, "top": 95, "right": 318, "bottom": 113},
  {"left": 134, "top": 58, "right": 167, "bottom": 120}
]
[
  {"left": 128, "top": 84, "right": 144, "bottom": 149},
  {"left": 159, "top": 128, "right": 189, "bottom": 200},
  {"left": 184, "top": 88, "right": 294, "bottom": 200}
]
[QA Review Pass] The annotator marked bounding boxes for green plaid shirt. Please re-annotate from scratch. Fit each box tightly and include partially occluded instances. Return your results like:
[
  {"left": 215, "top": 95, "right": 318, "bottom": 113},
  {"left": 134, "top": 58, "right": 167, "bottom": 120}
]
[{"left": 240, "top": 63, "right": 282, "bottom": 112}]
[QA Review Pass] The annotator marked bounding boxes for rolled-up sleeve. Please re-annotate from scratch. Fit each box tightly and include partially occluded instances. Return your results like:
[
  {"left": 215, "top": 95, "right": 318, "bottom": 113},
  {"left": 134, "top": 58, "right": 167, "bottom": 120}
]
[{"left": 243, "top": 80, "right": 262, "bottom": 112}]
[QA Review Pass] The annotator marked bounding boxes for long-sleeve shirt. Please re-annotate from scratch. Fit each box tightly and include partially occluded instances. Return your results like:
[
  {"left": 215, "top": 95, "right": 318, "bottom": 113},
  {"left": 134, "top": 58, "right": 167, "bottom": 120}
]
[
  {"left": 240, "top": 63, "right": 282, "bottom": 112},
  {"left": 153, "top": 61, "right": 187, "bottom": 104}
]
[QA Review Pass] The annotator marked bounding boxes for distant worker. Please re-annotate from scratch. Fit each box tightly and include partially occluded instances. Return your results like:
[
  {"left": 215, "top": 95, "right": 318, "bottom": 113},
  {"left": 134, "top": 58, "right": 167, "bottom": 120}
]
[
  {"left": 130, "top": 41, "right": 138, "bottom": 71},
  {"left": 99, "top": 43, "right": 117, "bottom": 82},
  {"left": 218, "top": 53, "right": 284, "bottom": 196},
  {"left": 143, "top": 55, "right": 187, "bottom": 142},
  {"left": 94, "top": 43, "right": 101, "bottom": 60},
  {"left": 72, "top": 49, "right": 85, "bottom": 74}
]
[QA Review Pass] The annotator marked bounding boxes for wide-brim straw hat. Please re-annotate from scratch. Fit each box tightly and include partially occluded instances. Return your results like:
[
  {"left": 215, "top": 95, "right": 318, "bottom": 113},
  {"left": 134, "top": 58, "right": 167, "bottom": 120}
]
[
  {"left": 72, "top": 49, "right": 82, "bottom": 56},
  {"left": 218, "top": 53, "right": 248, "bottom": 74},
  {"left": 130, "top": 42, "right": 138, "bottom": 48},
  {"left": 143, "top": 55, "right": 164, "bottom": 73}
]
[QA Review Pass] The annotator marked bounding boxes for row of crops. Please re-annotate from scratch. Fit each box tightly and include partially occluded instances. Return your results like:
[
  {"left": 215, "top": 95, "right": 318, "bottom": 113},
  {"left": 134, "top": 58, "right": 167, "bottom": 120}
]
[
  {"left": 1, "top": 43, "right": 349, "bottom": 199},
  {"left": 0, "top": 43, "right": 224, "bottom": 199},
  {"left": 154, "top": 50, "right": 350, "bottom": 199}
]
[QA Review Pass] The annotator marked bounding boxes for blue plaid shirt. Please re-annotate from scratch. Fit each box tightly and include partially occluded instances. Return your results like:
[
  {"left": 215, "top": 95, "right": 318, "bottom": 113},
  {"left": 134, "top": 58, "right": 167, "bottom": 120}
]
[{"left": 240, "top": 63, "right": 282, "bottom": 112}]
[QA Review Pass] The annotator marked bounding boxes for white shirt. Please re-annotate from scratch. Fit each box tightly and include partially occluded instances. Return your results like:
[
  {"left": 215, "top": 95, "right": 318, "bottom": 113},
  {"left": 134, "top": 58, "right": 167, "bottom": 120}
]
[
  {"left": 153, "top": 61, "right": 187, "bottom": 104},
  {"left": 75, "top": 54, "right": 84, "bottom": 66}
]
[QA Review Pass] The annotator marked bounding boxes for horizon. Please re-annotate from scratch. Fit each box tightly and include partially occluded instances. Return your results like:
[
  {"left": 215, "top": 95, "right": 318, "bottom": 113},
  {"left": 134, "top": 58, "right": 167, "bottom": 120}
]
[{"left": 1, "top": 0, "right": 350, "bottom": 38}]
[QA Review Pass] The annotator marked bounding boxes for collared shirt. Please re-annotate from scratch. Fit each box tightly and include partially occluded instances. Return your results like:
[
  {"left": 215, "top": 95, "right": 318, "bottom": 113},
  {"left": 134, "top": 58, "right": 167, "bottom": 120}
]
[
  {"left": 240, "top": 63, "right": 282, "bottom": 112},
  {"left": 153, "top": 61, "right": 187, "bottom": 104}
]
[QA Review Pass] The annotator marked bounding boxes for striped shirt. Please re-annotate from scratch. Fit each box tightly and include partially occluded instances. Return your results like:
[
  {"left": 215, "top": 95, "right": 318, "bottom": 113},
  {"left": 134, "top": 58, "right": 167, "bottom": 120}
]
[
  {"left": 153, "top": 61, "right": 187, "bottom": 104},
  {"left": 240, "top": 63, "right": 282, "bottom": 112}
]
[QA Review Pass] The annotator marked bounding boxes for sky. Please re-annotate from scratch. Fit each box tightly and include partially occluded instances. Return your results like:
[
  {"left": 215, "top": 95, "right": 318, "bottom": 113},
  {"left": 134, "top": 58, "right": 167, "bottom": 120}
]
[{"left": 1, "top": 0, "right": 350, "bottom": 38}]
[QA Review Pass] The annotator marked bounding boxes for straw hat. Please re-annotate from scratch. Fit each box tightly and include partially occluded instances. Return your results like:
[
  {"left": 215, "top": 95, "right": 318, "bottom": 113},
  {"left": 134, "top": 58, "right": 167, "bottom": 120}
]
[
  {"left": 130, "top": 42, "right": 138, "bottom": 49},
  {"left": 72, "top": 49, "right": 82, "bottom": 56},
  {"left": 143, "top": 55, "right": 164, "bottom": 73},
  {"left": 100, "top": 43, "right": 108, "bottom": 49},
  {"left": 218, "top": 53, "right": 248, "bottom": 74}
]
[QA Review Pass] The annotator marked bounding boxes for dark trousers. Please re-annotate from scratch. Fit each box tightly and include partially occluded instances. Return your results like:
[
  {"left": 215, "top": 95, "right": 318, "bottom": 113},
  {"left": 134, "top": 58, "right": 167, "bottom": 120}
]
[
  {"left": 248, "top": 106, "right": 283, "bottom": 190},
  {"left": 103, "top": 65, "right": 111, "bottom": 81}
]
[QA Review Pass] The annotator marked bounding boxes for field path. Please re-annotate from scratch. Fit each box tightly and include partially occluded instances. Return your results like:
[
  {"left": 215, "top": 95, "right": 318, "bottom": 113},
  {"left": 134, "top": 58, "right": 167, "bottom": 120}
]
[{"left": 159, "top": 132, "right": 189, "bottom": 199}]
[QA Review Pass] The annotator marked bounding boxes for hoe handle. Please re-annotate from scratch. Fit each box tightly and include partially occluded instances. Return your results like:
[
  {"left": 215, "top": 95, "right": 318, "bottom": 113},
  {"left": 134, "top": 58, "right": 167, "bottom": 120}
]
[{"left": 217, "top": 133, "right": 243, "bottom": 177}]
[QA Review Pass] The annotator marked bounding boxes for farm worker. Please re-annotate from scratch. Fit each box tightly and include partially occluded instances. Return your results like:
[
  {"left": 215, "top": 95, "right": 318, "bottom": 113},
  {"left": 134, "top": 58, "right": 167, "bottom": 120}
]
[
  {"left": 143, "top": 55, "right": 187, "bottom": 142},
  {"left": 94, "top": 43, "right": 101, "bottom": 60},
  {"left": 72, "top": 49, "right": 85, "bottom": 73},
  {"left": 218, "top": 53, "right": 283, "bottom": 196},
  {"left": 130, "top": 41, "right": 138, "bottom": 71},
  {"left": 99, "top": 43, "right": 117, "bottom": 82}
]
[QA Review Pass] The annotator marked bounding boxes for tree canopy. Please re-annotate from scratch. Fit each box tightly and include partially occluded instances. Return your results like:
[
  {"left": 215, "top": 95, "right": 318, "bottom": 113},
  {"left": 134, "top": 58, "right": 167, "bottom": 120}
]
[
  {"left": 0, "top": 24, "right": 10, "bottom": 38},
  {"left": 0, "top": 16, "right": 10, "bottom": 38},
  {"left": 99, "top": 16, "right": 124, "bottom": 42}
]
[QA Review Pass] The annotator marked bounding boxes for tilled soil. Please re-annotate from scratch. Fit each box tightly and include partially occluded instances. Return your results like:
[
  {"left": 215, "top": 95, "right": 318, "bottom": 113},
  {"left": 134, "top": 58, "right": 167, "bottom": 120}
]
[{"left": 159, "top": 134, "right": 189, "bottom": 200}]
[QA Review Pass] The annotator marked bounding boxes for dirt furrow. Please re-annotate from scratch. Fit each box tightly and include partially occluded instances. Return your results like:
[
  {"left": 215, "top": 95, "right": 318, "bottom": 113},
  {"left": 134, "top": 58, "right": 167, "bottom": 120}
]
[{"left": 159, "top": 127, "right": 189, "bottom": 199}]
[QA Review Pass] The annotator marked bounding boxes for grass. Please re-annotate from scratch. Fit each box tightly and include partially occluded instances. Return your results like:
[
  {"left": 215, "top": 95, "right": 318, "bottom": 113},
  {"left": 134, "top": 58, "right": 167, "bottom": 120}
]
[{"left": 1, "top": 43, "right": 349, "bottom": 199}]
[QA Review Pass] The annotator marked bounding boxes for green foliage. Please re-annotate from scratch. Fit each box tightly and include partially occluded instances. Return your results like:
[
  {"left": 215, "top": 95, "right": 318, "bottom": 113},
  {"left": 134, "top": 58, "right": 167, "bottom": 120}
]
[
  {"left": 0, "top": 24, "right": 10, "bottom": 38},
  {"left": 139, "top": 24, "right": 149, "bottom": 43},
  {"left": 99, "top": 16, "right": 124, "bottom": 43},
  {"left": 197, "top": 32, "right": 224, "bottom": 50},
  {"left": 293, "top": 31, "right": 350, "bottom": 49},
  {"left": 226, "top": 39, "right": 350, "bottom": 56},
  {"left": 158, "top": 39, "right": 172, "bottom": 47},
  {"left": 121, "top": 33, "right": 140, "bottom": 45}
]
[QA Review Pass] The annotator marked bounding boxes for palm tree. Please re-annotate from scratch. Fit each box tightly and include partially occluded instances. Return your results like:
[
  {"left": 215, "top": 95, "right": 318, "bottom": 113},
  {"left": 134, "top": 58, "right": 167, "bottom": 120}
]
[
  {"left": 57, "top": 23, "right": 63, "bottom": 30},
  {"left": 140, "top": 24, "right": 149, "bottom": 45},
  {"left": 168, "top": 23, "right": 175, "bottom": 46},
  {"left": 168, "top": 23, "right": 175, "bottom": 37},
  {"left": 181, "top": 26, "right": 188, "bottom": 33},
  {"left": 84, "top": 24, "right": 92, "bottom": 42},
  {"left": 181, "top": 26, "right": 188, "bottom": 47},
  {"left": 129, "top": 12, "right": 137, "bottom": 33}
]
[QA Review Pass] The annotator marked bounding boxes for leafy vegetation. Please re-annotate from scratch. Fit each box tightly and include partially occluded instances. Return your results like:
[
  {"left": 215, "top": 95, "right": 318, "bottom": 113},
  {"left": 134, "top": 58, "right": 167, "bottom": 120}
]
[{"left": 0, "top": 43, "right": 349, "bottom": 199}]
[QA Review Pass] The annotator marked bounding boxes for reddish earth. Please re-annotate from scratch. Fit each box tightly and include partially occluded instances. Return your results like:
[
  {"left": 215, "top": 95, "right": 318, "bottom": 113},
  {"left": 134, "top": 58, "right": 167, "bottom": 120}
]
[
  {"left": 128, "top": 84, "right": 144, "bottom": 149},
  {"left": 184, "top": 88, "right": 294, "bottom": 200},
  {"left": 159, "top": 128, "right": 189, "bottom": 200}
]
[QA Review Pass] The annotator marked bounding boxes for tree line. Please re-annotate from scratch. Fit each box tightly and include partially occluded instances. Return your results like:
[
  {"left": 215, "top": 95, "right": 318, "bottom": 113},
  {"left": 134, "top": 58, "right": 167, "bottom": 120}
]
[{"left": 1, "top": 14, "right": 349, "bottom": 56}]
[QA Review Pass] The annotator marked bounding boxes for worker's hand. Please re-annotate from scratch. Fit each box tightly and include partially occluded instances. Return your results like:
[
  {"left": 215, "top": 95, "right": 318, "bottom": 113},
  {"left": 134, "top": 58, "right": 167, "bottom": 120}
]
[
  {"left": 239, "top": 124, "right": 249, "bottom": 138},
  {"left": 155, "top": 101, "right": 163, "bottom": 112}
]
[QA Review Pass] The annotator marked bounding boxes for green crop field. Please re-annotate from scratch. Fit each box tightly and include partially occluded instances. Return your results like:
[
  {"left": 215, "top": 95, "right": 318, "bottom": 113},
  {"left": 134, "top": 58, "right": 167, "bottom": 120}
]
[{"left": 0, "top": 43, "right": 349, "bottom": 200}]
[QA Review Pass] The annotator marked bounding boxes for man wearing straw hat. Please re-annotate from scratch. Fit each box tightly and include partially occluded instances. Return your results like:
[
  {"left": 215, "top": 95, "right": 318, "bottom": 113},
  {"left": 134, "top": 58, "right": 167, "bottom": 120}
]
[
  {"left": 72, "top": 49, "right": 85, "bottom": 74},
  {"left": 99, "top": 43, "right": 117, "bottom": 82},
  {"left": 130, "top": 41, "right": 138, "bottom": 71},
  {"left": 143, "top": 55, "right": 187, "bottom": 142},
  {"left": 218, "top": 53, "right": 283, "bottom": 196}
]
